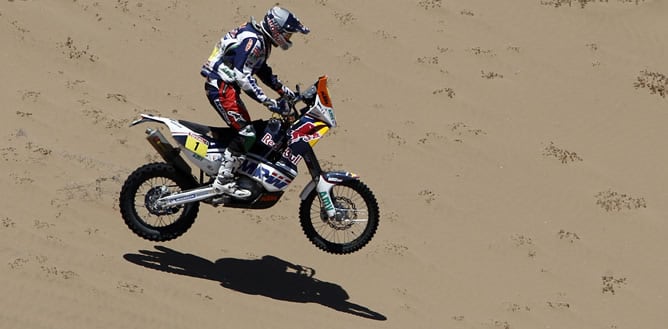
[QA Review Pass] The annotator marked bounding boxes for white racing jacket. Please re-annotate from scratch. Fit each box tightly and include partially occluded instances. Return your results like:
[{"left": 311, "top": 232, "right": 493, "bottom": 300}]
[{"left": 201, "top": 19, "right": 284, "bottom": 104}]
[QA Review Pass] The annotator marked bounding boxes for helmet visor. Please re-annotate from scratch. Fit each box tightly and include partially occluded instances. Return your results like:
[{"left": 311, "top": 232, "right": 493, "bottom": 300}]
[{"left": 283, "top": 14, "right": 309, "bottom": 35}]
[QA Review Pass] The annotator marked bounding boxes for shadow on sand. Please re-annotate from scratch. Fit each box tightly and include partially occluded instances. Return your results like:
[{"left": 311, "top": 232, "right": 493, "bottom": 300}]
[{"left": 124, "top": 246, "right": 387, "bottom": 321}]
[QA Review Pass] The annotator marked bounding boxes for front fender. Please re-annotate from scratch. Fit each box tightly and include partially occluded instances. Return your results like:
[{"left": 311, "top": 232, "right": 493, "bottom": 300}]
[{"left": 299, "top": 171, "right": 359, "bottom": 200}]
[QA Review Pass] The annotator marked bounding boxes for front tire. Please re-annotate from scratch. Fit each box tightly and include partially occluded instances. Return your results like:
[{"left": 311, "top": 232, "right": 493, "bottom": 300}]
[
  {"left": 299, "top": 180, "right": 379, "bottom": 254},
  {"left": 119, "top": 162, "right": 200, "bottom": 242}
]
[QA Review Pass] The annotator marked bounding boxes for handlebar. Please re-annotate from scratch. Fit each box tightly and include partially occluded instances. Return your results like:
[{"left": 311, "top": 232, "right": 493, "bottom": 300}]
[{"left": 278, "top": 84, "right": 305, "bottom": 119}]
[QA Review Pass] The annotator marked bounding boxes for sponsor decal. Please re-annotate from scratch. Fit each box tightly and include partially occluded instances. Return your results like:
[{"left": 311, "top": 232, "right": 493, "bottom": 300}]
[
  {"left": 261, "top": 132, "right": 276, "bottom": 147},
  {"left": 251, "top": 46, "right": 262, "bottom": 57},
  {"left": 207, "top": 41, "right": 222, "bottom": 61},
  {"left": 259, "top": 194, "right": 280, "bottom": 202},
  {"left": 219, "top": 65, "right": 235, "bottom": 80},
  {"left": 326, "top": 108, "right": 336, "bottom": 125},
  {"left": 319, "top": 91, "right": 331, "bottom": 107},
  {"left": 173, "top": 194, "right": 197, "bottom": 203},
  {"left": 319, "top": 191, "right": 334, "bottom": 212},
  {"left": 239, "top": 160, "right": 292, "bottom": 189},
  {"left": 226, "top": 111, "right": 247, "bottom": 126},
  {"left": 281, "top": 147, "right": 303, "bottom": 166},
  {"left": 289, "top": 121, "right": 323, "bottom": 144}
]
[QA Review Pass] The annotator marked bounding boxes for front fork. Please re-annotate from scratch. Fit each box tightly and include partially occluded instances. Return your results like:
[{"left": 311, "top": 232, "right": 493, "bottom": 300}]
[
  {"left": 315, "top": 176, "right": 338, "bottom": 218},
  {"left": 295, "top": 139, "right": 360, "bottom": 218},
  {"left": 310, "top": 172, "right": 359, "bottom": 218}
]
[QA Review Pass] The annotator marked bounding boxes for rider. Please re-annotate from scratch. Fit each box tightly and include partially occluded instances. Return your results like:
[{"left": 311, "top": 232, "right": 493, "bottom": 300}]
[{"left": 200, "top": 6, "right": 310, "bottom": 198}]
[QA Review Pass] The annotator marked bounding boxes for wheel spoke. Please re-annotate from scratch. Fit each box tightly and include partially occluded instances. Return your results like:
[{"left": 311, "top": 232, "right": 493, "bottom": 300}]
[
  {"left": 120, "top": 163, "right": 200, "bottom": 242},
  {"left": 307, "top": 184, "right": 371, "bottom": 245},
  {"left": 134, "top": 176, "right": 185, "bottom": 227}
]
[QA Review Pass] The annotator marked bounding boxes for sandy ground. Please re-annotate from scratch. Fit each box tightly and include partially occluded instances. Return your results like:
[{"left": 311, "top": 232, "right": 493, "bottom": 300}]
[{"left": 2, "top": 0, "right": 668, "bottom": 328}]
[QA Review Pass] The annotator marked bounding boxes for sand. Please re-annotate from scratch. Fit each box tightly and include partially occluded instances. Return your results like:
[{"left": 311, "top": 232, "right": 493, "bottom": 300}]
[{"left": 2, "top": 0, "right": 668, "bottom": 328}]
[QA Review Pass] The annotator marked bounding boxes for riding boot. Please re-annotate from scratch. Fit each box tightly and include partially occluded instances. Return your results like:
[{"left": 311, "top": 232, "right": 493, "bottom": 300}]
[{"left": 212, "top": 149, "right": 251, "bottom": 198}]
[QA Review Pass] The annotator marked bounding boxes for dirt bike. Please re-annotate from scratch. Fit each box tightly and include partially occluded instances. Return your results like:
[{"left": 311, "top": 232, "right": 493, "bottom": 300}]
[{"left": 119, "top": 75, "right": 379, "bottom": 255}]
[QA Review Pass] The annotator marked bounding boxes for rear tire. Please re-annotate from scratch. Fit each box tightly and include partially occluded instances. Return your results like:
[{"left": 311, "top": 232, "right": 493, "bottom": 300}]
[
  {"left": 119, "top": 163, "right": 200, "bottom": 242},
  {"left": 299, "top": 180, "right": 379, "bottom": 254}
]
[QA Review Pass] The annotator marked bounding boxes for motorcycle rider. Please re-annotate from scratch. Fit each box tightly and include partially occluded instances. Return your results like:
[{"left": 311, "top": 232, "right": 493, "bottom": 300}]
[{"left": 200, "top": 6, "right": 310, "bottom": 198}]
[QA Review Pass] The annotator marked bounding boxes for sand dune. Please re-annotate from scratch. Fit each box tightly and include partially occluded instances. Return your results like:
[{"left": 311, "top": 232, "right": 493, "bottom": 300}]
[{"left": 2, "top": 0, "right": 668, "bottom": 328}]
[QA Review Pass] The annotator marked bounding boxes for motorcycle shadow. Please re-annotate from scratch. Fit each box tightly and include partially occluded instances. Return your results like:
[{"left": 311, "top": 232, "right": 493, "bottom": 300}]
[{"left": 123, "top": 246, "right": 387, "bottom": 321}]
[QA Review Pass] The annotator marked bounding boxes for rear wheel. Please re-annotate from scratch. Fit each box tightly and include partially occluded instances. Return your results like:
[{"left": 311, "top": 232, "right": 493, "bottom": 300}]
[
  {"left": 299, "top": 180, "right": 379, "bottom": 254},
  {"left": 119, "top": 163, "right": 199, "bottom": 241}
]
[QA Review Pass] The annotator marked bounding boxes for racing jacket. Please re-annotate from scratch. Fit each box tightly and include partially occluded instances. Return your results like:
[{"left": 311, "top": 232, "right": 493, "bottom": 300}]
[{"left": 201, "top": 20, "right": 284, "bottom": 104}]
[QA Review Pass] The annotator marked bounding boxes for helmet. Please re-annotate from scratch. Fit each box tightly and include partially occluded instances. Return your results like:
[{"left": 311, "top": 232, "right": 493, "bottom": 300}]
[{"left": 260, "top": 6, "right": 310, "bottom": 50}]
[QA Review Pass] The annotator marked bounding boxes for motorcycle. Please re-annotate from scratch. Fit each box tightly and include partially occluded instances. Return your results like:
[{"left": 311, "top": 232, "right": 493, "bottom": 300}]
[{"left": 119, "top": 75, "right": 379, "bottom": 255}]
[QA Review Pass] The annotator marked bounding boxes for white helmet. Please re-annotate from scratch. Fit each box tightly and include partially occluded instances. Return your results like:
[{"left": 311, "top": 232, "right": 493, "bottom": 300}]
[{"left": 260, "top": 6, "right": 310, "bottom": 50}]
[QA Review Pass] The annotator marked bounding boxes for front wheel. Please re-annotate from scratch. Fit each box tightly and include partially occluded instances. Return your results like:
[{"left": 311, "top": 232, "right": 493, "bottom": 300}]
[
  {"left": 299, "top": 180, "right": 379, "bottom": 254},
  {"left": 119, "top": 162, "right": 200, "bottom": 242}
]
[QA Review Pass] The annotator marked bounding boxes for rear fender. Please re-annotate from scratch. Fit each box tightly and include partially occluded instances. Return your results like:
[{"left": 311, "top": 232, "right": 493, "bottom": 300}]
[
  {"left": 130, "top": 114, "right": 191, "bottom": 135},
  {"left": 132, "top": 114, "right": 194, "bottom": 175}
]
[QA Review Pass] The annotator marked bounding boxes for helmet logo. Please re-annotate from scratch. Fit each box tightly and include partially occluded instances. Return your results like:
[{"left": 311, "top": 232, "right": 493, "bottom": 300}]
[{"left": 261, "top": 6, "right": 308, "bottom": 51}]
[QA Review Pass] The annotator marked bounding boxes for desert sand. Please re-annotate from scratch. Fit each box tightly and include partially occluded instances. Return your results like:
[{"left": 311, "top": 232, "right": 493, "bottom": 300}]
[{"left": 2, "top": 0, "right": 668, "bottom": 328}]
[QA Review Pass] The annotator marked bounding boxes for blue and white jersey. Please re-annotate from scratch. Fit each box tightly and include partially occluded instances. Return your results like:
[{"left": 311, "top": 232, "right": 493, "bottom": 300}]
[{"left": 201, "top": 21, "right": 283, "bottom": 104}]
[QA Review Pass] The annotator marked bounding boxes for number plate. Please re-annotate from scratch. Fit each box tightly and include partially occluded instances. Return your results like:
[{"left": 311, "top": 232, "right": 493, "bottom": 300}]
[{"left": 185, "top": 134, "right": 209, "bottom": 157}]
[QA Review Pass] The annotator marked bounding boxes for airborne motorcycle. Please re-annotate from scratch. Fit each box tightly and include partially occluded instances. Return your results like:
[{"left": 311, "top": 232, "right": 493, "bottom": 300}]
[{"left": 119, "top": 76, "right": 379, "bottom": 254}]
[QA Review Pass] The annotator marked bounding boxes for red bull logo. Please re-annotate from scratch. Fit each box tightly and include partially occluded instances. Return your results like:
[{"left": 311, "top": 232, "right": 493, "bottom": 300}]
[
  {"left": 261, "top": 132, "right": 276, "bottom": 147},
  {"left": 282, "top": 147, "right": 303, "bottom": 166},
  {"left": 289, "top": 120, "right": 326, "bottom": 145}
]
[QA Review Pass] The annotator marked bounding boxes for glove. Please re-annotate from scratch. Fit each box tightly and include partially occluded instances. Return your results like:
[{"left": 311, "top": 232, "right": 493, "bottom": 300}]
[
  {"left": 278, "top": 85, "right": 296, "bottom": 100},
  {"left": 262, "top": 97, "right": 278, "bottom": 108},
  {"left": 265, "top": 98, "right": 290, "bottom": 116}
]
